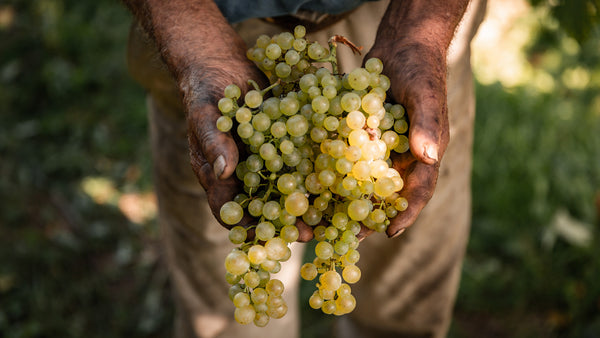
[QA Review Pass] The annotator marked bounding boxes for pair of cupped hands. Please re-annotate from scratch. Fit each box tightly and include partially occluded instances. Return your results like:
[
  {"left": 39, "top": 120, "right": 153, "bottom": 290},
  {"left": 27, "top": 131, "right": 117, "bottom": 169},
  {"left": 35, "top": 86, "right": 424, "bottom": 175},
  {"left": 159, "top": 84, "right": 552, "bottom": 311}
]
[
  {"left": 185, "top": 30, "right": 449, "bottom": 243},
  {"left": 153, "top": 0, "right": 467, "bottom": 243}
]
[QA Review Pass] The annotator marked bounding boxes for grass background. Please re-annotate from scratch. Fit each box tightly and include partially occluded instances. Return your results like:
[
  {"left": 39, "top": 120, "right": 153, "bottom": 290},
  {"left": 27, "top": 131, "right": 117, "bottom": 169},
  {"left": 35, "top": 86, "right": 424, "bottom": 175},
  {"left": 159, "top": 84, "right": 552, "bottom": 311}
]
[{"left": 0, "top": 0, "right": 598, "bottom": 337}]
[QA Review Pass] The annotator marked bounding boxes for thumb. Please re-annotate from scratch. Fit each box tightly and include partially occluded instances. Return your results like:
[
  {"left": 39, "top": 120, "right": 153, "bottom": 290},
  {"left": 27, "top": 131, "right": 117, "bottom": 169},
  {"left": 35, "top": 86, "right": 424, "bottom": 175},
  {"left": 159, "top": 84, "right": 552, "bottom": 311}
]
[
  {"left": 187, "top": 104, "right": 239, "bottom": 179},
  {"left": 407, "top": 98, "right": 449, "bottom": 165}
]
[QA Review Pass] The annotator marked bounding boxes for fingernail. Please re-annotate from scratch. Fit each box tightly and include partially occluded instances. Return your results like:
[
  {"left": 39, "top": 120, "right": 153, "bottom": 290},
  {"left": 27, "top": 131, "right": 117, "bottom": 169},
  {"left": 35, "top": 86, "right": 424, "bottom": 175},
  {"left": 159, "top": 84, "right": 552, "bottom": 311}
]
[
  {"left": 391, "top": 228, "right": 406, "bottom": 238},
  {"left": 213, "top": 155, "right": 226, "bottom": 178},
  {"left": 424, "top": 144, "right": 439, "bottom": 162}
]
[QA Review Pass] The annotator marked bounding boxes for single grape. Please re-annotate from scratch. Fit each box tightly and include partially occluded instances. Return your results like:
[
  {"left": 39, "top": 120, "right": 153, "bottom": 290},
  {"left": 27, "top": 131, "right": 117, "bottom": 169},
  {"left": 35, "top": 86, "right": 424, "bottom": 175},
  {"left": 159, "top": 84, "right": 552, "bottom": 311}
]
[{"left": 220, "top": 201, "right": 244, "bottom": 225}]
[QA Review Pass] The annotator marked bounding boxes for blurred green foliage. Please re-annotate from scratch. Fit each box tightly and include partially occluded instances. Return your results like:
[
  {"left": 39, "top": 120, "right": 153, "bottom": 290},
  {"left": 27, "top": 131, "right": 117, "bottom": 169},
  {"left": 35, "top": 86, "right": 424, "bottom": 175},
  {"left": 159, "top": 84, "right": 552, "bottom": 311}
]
[
  {"left": 0, "top": 0, "right": 599, "bottom": 337},
  {"left": 529, "top": 0, "right": 599, "bottom": 44},
  {"left": 0, "top": 0, "right": 171, "bottom": 336},
  {"left": 452, "top": 8, "right": 600, "bottom": 338}
]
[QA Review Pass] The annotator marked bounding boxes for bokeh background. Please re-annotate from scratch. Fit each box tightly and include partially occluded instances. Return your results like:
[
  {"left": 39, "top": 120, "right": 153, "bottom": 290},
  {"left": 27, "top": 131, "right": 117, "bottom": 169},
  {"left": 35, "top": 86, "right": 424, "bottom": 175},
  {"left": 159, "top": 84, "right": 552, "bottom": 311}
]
[{"left": 1, "top": 0, "right": 599, "bottom": 337}]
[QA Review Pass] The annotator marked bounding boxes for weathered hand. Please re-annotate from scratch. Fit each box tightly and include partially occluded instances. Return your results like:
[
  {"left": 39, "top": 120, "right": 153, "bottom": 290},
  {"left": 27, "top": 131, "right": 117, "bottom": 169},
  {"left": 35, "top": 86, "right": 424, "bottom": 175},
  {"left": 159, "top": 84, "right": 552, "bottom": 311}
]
[{"left": 357, "top": 0, "right": 469, "bottom": 238}]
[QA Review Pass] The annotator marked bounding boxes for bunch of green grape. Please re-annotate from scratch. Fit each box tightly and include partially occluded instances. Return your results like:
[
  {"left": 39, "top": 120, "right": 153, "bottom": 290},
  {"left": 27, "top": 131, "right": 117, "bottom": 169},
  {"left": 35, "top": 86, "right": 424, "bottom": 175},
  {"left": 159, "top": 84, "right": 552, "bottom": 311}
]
[{"left": 216, "top": 25, "right": 410, "bottom": 326}]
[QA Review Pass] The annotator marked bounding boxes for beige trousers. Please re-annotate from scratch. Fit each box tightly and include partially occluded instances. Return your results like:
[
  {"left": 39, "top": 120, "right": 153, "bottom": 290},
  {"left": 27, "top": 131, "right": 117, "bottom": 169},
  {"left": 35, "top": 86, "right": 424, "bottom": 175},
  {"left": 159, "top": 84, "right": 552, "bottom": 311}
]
[{"left": 127, "top": 1, "right": 486, "bottom": 337}]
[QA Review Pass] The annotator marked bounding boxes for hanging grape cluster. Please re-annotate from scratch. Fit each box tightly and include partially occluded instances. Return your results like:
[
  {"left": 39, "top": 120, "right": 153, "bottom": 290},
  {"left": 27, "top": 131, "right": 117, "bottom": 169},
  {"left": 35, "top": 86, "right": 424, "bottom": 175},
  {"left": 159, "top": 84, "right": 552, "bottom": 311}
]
[{"left": 216, "top": 25, "right": 410, "bottom": 326}]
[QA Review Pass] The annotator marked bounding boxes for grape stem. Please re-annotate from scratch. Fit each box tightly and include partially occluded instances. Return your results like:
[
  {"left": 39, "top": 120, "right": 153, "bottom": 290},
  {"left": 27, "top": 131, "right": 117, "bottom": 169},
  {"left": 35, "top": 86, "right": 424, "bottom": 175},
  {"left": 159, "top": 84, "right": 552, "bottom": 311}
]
[
  {"left": 248, "top": 78, "right": 282, "bottom": 96},
  {"left": 320, "top": 35, "right": 363, "bottom": 74}
]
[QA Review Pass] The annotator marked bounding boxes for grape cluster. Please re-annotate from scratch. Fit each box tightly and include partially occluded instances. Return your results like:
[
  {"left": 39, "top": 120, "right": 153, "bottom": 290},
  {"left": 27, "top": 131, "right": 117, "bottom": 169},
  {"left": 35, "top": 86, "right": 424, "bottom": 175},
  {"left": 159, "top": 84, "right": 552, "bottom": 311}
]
[{"left": 216, "top": 25, "right": 410, "bottom": 326}]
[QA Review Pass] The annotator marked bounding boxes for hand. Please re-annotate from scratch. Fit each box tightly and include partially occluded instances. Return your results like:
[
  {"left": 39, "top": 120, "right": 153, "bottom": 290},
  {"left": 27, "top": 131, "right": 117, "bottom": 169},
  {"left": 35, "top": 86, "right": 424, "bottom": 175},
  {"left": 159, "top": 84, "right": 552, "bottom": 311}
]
[{"left": 365, "top": 37, "right": 450, "bottom": 238}]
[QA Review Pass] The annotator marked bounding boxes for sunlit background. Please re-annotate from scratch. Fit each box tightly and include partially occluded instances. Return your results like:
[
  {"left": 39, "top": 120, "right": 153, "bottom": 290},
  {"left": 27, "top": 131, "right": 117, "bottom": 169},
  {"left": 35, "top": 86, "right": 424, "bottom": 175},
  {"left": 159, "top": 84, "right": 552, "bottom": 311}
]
[{"left": 0, "top": 0, "right": 598, "bottom": 337}]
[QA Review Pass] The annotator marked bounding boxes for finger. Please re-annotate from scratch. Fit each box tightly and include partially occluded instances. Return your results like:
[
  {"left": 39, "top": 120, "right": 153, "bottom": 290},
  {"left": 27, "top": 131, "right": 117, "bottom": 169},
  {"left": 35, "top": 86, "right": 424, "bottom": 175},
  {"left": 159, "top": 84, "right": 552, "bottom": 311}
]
[
  {"left": 295, "top": 219, "right": 314, "bottom": 243},
  {"left": 187, "top": 105, "right": 239, "bottom": 180},
  {"left": 386, "top": 157, "right": 439, "bottom": 237},
  {"left": 407, "top": 98, "right": 449, "bottom": 166},
  {"left": 188, "top": 131, "right": 247, "bottom": 228},
  {"left": 356, "top": 224, "right": 374, "bottom": 241}
]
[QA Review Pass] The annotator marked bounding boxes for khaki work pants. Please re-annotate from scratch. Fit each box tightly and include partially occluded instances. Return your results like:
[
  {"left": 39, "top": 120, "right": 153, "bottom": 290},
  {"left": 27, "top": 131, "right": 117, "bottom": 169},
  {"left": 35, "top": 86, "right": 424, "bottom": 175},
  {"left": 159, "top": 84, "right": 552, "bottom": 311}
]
[{"left": 127, "top": 1, "right": 487, "bottom": 337}]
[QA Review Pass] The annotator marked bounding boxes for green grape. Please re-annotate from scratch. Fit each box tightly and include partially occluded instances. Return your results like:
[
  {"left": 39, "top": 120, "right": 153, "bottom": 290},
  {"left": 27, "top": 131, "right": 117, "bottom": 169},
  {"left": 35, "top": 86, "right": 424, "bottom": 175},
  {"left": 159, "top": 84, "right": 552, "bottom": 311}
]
[
  {"left": 237, "top": 122, "right": 254, "bottom": 139},
  {"left": 394, "top": 119, "right": 409, "bottom": 134},
  {"left": 342, "top": 264, "right": 361, "bottom": 284},
  {"left": 254, "top": 312, "right": 270, "bottom": 327},
  {"left": 294, "top": 25, "right": 306, "bottom": 38},
  {"left": 216, "top": 115, "right": 233, "bottom": 132},
  {"left": 347, "top": 199, "right": 369, "bottom": 221},
  {"left": 370, "top": 209, "right": 387, "bottom": 224},
  {"left": 394, "top": 135, "right": 409, "bottom": 153},
  {"left": 332, "top": 212, "right": 349, "bottom": 230},
  {"left": 334, "top": 240, "right": 350, "bottom": 255},
  {"left": 307, "top": 86, "right": 321, "bottom": 99},
  {"left": 335, "top": 294, "right": 356, "bottom": 314},
  {"left": 347, "top": 68, "right": 370, "bottom": 90},
  {"left": 225, "top": 250, "right": 250, "bottom": 275},
  {"left": 220, "top": 201, "right": 244, "bottom": 225},
  {"left": 262, "top": 200, "right": 281, "bottom": 220},
  {"left": 250, "top": 47, "right": 266, "bottom": 62},
  {"left": 279, "top": 139, "right": 295, "bottom": 154},
  {"left": 340, "top": 92, "right": 361, "bottom": 112},
  {"left": 285, "top": 49, "right": 300, "bottom": 65},
  {"left": 233, "top": 292, "right": 251, "bottom": 308},
  {"left": 259, "top": 143, "right": 277, "bottom": 161},
  {"left": 300, "top": 263, "right": 317, "bottom": 282},
  {"left": 310, "top": 126, "right": 328, "bottom": 143},
  {"left": 346, "top": 110, "right": 366, "bottom": 130},
  {"left": 324, "top": 226, "right": 338, "bottom": 241},
  {"left": 234, "top": 305, "right": 256, "bottom": 325},
  {"left": 279, "top": 210, "right": 297, "bottom": 227},
  {"left": 284, "top": 192, "right": 309, "bottom": 216},
  {"left": 390, "top": 104, "right": 405, "bottom": 119},
  {"left": 365, "top": 57, "right": 383, "bottom": 74},
  {"left": 235, "top": 107, "right": 252, "bottom": 123},
  {"left": 265, "top": 237, "right": 288, "bottom": 261},
  {"left": 218, "top": 97, "right": 234, "bottom": 113},
  {"left": 244, "top": 270, "right": 261, "bottom": 288},
  {"left": 275, "top": 62, "right": 292, "bottom": 78},
  {"left": 252, "top": 113, "right": 271, "bottom": 132},
  {"left": 276, "top": 32, "right": 294, "bottom": 50},
  {"left": 224, "top": 84, "right": 242, "bottom": 99},
  {"left": 270, "top": 121, "right": 287, "bottom": 138},
  {"left": 280, "top": 96, "right": 300, "bottom": 116},
  {"left": 245, "top": 90, "right": 263, "bottom": 108},
  {"left": 315, "top": 241, "right": 334, "bottom": 260},
  {"left": 225, "top": 272, "right": 241, "bottom": 285},
  {"left": 256, "top": 221, "right": 276, "bottom": 241},
  {"left": 282, "top": 149, "right": 302, "bottom": 167},
  {"left": 367, "top": 115, "right": 380, "bottom": 129},
  {"left": 248, "top": 245, "right": 268, "bottom": 265},
  {"left": 320, "top": 270, "right": 342, "bottom": 291},
  {"left": 286, "top": 115, "right": 309, "bottom": 137},
  {"left": 311, "top": 96, "right": 330, "bottom": 114},
  {"left": 296, "top": 158, "right": 313, "bottom": 175},
  {"left": 243, "top": 172, "right": 261, "bottom": 188},
  {"left": 229, "top": 226, "right": 247, "bottom": 244},
  {"left": 266, "top": 278, "right": 285, "bottom": 297},
  {"left": 248, "top": 131, "right": 265, "bottom": 148},
  {"left": 280, "top": 225, "right": 299, "bottom": 242},
  {"left": 293, "top": 38, "right": 307, "bottom": 51},
  {"left": 307, "top": 41, "right": 327, "bottom": 59},
  {"left": 256, "top": 34, "right": 271, "bottom": 48},
  {"left": 299, "top": 74, "right": 318, "bottom": 92},
  {"left": 302, "top": 206, "right": 322, "bottom": 226},
  {"left": 265, "top": 43, "right": 282, "bottom": 60},
  {"left": 248, "top": 199, "right": 264, "bottom": 217},
  {"left": 394, "top": 197, "right": 409, "bottom": 211},
  {"left": 312, "top": 225, "right": 326, "bottom": 242},
  {"left": 261, "top": 57, "right": 276, "bottom": 70},
  {"left": 328, "top": 96, "right": 343, "bottom": 116}
]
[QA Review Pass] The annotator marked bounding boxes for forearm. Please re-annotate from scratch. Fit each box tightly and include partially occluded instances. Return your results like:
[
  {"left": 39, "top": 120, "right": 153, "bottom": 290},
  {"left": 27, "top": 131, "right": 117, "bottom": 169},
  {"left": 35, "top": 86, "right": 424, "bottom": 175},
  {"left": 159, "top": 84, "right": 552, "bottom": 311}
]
[
  {"left": 122, "top": 0, "right": 255, "bottom": 105},
  {"left": 377, "top": 0, "right": 470, "bottom": 51}
]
